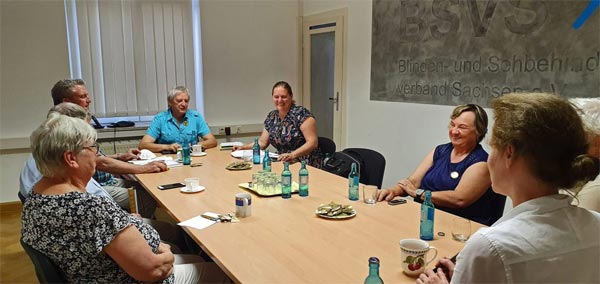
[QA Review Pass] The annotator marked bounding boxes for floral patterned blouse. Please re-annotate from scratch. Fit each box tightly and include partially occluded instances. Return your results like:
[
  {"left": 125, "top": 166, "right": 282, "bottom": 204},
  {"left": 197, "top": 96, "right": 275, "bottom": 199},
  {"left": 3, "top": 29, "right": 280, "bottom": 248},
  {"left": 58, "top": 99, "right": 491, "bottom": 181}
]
[
  {"left": 264, "top": 104, "right": 323, "bottom": 168},
  {"left": 21, "top": 191, "right": 174, "bottom": 284}
]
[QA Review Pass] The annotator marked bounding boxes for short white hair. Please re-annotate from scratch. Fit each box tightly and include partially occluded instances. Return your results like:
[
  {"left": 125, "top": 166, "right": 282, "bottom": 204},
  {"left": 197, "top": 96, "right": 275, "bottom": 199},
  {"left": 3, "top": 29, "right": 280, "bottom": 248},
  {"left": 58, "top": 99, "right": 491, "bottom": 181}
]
[
  {"left": 571, "top": 98, "right": 600, "bottom": 136},
  {"left": 30, "top": 113, "right": 97, "bottom": 177},
  {"left": 167, "top": 86, "right": 190, "bottom": 103},
  {"left": 48, "top": 102, "right": 90, "bottom": 120}
]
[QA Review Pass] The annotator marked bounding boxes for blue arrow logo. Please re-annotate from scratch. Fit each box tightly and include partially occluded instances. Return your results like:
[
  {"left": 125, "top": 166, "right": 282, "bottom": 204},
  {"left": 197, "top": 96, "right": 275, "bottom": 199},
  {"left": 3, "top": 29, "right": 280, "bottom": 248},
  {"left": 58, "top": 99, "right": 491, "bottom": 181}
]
[{"left": 573, "top": 0, "right": 600, "bottom": 29}]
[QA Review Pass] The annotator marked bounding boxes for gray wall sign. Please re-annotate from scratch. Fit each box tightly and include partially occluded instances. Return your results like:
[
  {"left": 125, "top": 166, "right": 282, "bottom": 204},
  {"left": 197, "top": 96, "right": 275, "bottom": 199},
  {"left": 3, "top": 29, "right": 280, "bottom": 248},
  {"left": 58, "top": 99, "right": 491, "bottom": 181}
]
[{"left": 371, "top": 0, "right": 600, "bottom": 107}]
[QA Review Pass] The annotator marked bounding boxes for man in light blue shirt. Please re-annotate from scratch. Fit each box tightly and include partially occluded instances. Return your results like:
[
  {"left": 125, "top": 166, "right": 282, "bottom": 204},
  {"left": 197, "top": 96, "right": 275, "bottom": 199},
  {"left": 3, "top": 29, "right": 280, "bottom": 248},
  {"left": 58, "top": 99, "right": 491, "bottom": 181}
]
[
  {"left": 19, "top": 154, "right": 111, "bottom": 199},
  {"left": 139, "top": 86, "right": 217, "bottom": 153}
]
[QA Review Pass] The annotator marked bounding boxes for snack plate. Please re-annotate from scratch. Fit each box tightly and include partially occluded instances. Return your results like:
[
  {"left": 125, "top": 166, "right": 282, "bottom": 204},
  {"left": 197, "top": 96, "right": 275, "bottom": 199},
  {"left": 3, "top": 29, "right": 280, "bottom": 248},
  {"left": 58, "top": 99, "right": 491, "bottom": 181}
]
[
  {"left": 226, "top": 162, "right": 252, "bottom": 170},
  {"left": 315, "top": 209, "right": 357, "bottom": 220},
  {"left": 238, "top": 182, "right": 299, "bottom": 197}
]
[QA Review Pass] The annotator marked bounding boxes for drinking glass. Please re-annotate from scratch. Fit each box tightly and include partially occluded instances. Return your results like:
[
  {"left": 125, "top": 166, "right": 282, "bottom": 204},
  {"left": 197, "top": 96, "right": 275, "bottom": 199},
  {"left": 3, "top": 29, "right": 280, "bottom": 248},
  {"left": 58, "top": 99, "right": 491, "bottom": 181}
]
[
  {"left": 363, "top": 185, "right": 378, "bottom": 204},
  {"left": 242, "top": 150, "right": 253, "bottom": 162},
  {"left": 451, "top": 218, "right": 471, "bottom": 242}
]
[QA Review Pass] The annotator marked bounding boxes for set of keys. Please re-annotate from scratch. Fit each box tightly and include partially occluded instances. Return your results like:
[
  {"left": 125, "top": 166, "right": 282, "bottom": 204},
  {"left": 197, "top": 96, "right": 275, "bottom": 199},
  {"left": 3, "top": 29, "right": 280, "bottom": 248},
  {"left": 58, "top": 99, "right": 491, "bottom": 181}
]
[{"left": 201, "top": 212, "right": 239, "bottom": 223}]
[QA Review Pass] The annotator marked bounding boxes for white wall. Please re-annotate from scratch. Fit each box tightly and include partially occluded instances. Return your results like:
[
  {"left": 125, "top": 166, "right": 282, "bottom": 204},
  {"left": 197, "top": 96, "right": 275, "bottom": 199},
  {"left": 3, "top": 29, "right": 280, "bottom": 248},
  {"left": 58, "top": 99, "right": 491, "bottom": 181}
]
[
  {"left": 0, "top": 0, "right": 70, "bottom": 203},
  {"left": 200, "top": 0, "right": 300, "bottom": 127}
]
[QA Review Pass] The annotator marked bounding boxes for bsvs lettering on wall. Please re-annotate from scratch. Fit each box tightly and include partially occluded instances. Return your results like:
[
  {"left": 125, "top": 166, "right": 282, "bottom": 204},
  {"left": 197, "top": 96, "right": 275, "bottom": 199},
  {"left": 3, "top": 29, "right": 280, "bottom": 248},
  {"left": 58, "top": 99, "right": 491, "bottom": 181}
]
[
  {"left": 371, "top": 0, "right": 599, "bottom": 107},
  {"left": 395, "top": 0, "right": 546, "bottom": 42}
]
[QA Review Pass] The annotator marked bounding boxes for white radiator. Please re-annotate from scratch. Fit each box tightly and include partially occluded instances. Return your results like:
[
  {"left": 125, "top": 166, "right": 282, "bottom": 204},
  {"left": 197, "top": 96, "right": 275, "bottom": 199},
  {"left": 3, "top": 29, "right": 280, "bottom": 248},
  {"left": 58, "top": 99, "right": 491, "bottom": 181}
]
[{"left": 98, "top": 139, "right": 140, "bottom": 155}]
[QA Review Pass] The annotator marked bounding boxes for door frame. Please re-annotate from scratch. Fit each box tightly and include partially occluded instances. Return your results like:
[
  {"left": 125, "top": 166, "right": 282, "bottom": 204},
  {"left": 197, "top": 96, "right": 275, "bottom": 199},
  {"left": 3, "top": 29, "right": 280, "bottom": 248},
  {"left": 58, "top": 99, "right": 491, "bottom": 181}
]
[{"left": 301, "top": 8, "right": 347, "bottom": 150}]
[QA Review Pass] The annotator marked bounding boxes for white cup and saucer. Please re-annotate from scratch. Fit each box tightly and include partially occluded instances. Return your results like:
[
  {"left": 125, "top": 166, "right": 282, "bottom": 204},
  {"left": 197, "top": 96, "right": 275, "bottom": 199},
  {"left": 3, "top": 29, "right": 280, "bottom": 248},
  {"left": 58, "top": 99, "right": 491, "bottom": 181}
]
[
  {"left": 191, "top": 144, "right": 206, "bottom": 157},
  {"left": 181, "top": 177, "right": 205, "bottom": 193}
]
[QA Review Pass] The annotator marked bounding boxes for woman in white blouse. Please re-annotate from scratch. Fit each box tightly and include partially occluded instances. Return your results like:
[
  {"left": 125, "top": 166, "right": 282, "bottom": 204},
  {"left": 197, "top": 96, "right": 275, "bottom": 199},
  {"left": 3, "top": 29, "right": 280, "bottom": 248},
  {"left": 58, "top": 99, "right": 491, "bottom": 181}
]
[{"left": 418, "top": 93, "right": 600, "bottom": 284}]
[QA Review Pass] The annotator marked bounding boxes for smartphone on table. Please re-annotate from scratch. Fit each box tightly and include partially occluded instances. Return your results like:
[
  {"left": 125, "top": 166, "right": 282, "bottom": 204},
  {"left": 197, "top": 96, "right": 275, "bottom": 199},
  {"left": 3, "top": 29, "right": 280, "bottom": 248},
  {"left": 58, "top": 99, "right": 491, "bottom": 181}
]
[
  {"left": 387, "top": 198, "right": 407, "bottom": 206},
  {"left": 157, "top": 182, "right": 185, "bottom": 190}
]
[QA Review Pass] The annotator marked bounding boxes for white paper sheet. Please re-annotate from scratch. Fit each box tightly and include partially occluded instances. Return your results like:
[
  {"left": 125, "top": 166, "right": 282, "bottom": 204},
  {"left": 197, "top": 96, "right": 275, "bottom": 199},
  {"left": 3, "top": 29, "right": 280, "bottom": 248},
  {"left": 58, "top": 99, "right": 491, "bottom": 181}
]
[
  {"left": 177, "top": 215, "right": 216, "bottom": 230},
  {"left": 231, "top": 150, "right": 279, "bottom": 159},
  {"left": 128, "top": 156, "right": 181, "bottom": 168},
  {"left": 220, "top": 142, "right": 243, "bottom": 147}
]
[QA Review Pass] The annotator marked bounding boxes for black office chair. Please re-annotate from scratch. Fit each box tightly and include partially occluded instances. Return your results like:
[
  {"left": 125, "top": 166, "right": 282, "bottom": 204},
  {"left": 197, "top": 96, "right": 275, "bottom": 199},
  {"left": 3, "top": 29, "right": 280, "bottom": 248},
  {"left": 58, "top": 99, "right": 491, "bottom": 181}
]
[
  {"left": 18, "top": 192, "right": 26, "bottom": 204},
  {"left": 342, "top": 148, "right": 386, "bottom": 189},
  {"left": 318, "top": 137, "right": 336, "bottom": 156},
  {"left": 489, "top": 193, "right": 507, "bottom": 225},
  {"left": 20, "top": 238, "right": 67, "bottom": 283}
]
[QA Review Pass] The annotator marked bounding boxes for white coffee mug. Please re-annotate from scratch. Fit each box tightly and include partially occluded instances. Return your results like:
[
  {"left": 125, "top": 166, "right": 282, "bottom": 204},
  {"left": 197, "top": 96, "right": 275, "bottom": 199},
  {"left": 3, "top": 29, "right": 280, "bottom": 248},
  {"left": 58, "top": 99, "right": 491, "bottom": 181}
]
[
  {"left": 192, "top": 144, "right": 203, "bottom": 154},
  {"left": 235, "top": 192, "right": 252, "bottom": 218},
  {"left": 399, "top": 239, "right": 438, "bottom": 276}
]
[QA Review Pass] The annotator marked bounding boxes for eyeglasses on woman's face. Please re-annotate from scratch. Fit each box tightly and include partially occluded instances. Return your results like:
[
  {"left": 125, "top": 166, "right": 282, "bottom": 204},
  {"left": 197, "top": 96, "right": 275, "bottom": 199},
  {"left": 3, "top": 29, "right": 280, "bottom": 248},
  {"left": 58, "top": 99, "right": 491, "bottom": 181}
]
[{"left": 82, "top": 142, "right": 99, "bottom": 154}]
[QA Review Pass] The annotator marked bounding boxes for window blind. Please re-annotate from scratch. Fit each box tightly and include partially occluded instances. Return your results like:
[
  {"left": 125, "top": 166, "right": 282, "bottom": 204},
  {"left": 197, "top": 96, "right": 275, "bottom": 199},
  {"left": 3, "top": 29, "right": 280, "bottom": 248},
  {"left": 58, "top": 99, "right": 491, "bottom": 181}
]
[{"left": 65, "top": 0, "right": 199, "bottom": 118}]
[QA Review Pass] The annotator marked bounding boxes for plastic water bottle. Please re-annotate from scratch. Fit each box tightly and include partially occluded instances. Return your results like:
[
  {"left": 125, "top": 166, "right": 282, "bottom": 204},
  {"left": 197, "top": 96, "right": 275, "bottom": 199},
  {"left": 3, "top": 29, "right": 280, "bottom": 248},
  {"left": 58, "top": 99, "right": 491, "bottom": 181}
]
[
  {"left": 420, "top": 190, "right": 435, "bottom": 240},
  {"left": 281, "top": 162, "right": 292, "bottom": 199},
  {"left": 348, "top": 162, "right": 359, "bottom": 201},
  {"left": 252, "top": 137, "right": 260, "bottom": 164},
  {"left": 364, "top": 257, "right": 384, "bottom": 284},
  {"left": 262, "top": 149, "right": 272, "bottom": 172},
  {"left": 299, "top": 160, "right": 309, "bottom": 197}
]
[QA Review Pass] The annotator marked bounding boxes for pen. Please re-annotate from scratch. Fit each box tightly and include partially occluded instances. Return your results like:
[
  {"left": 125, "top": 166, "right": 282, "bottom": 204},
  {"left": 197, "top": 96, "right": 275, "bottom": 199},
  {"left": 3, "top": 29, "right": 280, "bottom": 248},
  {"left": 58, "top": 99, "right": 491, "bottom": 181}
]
[
  {"left": 190, "top": 163, "right": 202, "bottom": 167},
  {"left": 201, "top": 213, "right": 220, "bottom": 221}
]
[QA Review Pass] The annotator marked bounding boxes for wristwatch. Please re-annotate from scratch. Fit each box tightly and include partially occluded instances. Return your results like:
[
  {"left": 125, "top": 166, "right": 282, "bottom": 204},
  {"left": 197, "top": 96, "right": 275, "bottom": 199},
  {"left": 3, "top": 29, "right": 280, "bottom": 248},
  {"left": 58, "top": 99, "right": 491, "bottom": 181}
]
[{"left": 415, "top": 189, "right": 425, "bottom": 202}]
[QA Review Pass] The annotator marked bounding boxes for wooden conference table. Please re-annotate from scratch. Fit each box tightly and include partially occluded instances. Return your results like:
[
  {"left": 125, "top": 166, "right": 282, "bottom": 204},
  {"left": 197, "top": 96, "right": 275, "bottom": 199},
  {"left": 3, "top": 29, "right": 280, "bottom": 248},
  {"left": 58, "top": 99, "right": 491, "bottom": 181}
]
[{"left": 134, "top": 148, "right": 483, "bottom": 283}]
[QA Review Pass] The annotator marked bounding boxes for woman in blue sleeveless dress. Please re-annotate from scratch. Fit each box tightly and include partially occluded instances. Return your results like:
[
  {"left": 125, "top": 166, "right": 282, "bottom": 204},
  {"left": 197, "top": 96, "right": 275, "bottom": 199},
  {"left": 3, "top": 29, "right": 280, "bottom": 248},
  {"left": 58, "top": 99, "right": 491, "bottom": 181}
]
[{"left": 377, "top": 104, "right": 504, "bottom": 226}]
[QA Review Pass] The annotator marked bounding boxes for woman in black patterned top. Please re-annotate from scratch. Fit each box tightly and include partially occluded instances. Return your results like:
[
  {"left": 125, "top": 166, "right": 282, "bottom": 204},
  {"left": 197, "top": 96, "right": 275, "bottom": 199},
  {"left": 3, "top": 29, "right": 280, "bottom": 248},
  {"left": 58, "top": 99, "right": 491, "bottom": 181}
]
[
  {"left": 234, "top": 81, "right": 323, "bottom": 168},
  {"left": 21, "top": 113, "right": 229, "bottom": 284}
]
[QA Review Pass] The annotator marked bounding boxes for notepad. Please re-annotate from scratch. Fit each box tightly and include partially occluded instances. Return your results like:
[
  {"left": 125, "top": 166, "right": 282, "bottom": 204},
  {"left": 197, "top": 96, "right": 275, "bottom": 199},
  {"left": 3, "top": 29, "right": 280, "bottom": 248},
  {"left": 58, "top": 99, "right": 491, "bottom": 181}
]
[
  {"left": 178, "top": 215, "right": 217, "bottom": 230},
  {"left": 219, "top": 141, "right": 243, "bottom": 151}
]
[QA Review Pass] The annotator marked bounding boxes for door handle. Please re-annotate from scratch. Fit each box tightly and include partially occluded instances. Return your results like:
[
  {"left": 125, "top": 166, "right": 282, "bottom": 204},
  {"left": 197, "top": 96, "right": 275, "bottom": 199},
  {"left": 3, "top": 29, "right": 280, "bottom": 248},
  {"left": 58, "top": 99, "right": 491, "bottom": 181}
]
[{"left": 328, "top": 92, "right": 339, "bottom": 111}]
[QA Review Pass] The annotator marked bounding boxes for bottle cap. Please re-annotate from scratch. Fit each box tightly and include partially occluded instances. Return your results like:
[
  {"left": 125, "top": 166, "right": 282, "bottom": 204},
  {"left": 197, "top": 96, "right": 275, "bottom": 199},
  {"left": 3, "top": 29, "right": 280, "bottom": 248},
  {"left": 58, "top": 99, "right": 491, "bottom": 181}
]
[{"left": 368, "top": 257, "right": 380, "bottom": 264}]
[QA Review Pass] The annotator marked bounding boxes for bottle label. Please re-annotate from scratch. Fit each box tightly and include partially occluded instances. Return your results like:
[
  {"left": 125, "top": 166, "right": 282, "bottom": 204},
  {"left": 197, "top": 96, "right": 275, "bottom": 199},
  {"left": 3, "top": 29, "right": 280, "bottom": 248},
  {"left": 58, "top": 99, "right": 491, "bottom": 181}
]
[
  {"left": 300, "top": 175, "right": 308, "bottom": 185},
  {"left": 282, "top": 176, "right": 291, "bottom": 185}
]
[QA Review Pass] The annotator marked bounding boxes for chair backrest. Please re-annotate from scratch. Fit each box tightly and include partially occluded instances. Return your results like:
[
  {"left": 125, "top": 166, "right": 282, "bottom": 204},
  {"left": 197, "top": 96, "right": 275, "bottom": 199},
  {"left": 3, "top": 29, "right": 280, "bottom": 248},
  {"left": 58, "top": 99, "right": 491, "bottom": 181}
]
[
  {"left": 322, "top": 151, "right": 359, "bottom": 178},
  {"left": 318, "top": 137, "right": 336, "bottom": 156},
  {"left": 342, "top": 148, "right": 386, "bottom": 188},
  {"left": 489, "top": 193, "right": 507, "bottom": 224},
  {"left": 20, "top": 238, "right": 67, "bottom": 283},
  {"left": 18, "top": 192, "right": 26, "bottom": 204}
]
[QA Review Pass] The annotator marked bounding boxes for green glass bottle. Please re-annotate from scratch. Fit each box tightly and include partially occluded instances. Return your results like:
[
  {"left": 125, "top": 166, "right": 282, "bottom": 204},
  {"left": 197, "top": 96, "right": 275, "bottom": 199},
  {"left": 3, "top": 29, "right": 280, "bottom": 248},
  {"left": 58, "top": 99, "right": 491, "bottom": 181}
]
[
  {"left": 348, "top": 162, "right": 359, "bottom": 201},
  {"left": 420, "top": 190, "right": 435, "bottom": 240},
  {"left": 299, "top": 160, "right": 309, "bottom": 197},
  {"left": 262, "top": 149, "right": 272, "bottom": 172},
  {"left": 281, "top": 162, "right": 292, "bottom": 199},
  {"left": 364, "top": 257, "right": 384, "bottom": 284}
]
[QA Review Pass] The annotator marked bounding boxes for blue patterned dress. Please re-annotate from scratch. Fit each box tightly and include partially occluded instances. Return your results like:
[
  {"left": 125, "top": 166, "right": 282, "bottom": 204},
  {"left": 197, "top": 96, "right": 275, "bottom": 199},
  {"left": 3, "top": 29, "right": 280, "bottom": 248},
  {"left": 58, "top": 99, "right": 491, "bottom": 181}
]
[{"left": 264, "top": 104, "right": 323, "bottom": 168}]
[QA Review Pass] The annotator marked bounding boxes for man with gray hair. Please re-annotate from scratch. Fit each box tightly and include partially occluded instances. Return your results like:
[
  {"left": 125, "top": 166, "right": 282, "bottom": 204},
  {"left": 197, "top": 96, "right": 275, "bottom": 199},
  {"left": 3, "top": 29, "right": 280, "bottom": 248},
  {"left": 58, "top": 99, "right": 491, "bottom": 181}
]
[
  {"left": 139, "top": 86, "right": 217, "bottom": 152},
  {"left": 48, "top": 79, "right": 167, "bottom": 217}
]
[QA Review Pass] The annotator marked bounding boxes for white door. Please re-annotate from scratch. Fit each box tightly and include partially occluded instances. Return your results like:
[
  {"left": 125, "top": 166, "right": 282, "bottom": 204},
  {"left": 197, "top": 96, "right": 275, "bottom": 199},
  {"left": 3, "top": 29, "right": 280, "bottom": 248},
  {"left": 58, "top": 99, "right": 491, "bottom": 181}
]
[{"left": 302, "top": 9, "right": 346, "bottom": 149}]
